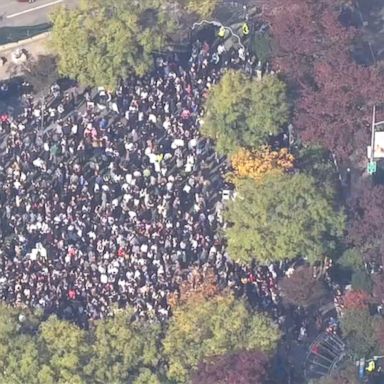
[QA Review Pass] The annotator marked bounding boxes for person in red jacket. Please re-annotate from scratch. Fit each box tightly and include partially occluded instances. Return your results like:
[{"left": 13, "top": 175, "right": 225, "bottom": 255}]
[{"left": 68, "top": 289, "right": 76, "bottom": 300}]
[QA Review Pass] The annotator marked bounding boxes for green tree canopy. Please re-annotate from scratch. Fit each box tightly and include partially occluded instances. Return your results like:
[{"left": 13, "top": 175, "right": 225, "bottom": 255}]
[
  {"left": 351, "top": 271, "right": 373, "bottom": 293},
  {"left": 338, "top": 248, "right": 364, "bottom": 272},
  {"left": 50, "top": 0, "right": 176, "bottom": 89},
  {"left": 296, "top": 145, "right": 341, "bottom": 201},
  {"left": 0, "top": 307, "right": 164, "bottom": 384},
  {"left": 133, "top": 369, "right": 161, "bottom": 384},
  {"left": 163, "top": 294, "right": 280, "bottom": 383},
  {"left": 177, "top": 0, "right": 218, "bottom": 18},
  {"left": 340, "top": 308, "right": 378, "bottom": 357},
  {"left": 0, "top": 304, "right": 42, "bottom": 384},
  {"left": 202, "top": 71, "right": 289, "bottom": 154},
  {"left": 38, "top": 316, "right": 90, "bottom": 384},
  {"left": 225, "top": 173, "right": 345, "bottom": 265},
  {"left": 84, "top": 311, "right": 162, "bottom": 384}
]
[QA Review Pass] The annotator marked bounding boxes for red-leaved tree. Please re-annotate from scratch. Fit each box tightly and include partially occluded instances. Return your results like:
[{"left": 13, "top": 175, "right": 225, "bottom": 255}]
[
  {"left": 191, "top": 350, "right": 269, "bottom": 384},
  {"left": 343, "top": 289, "right": 370, "bottom": 311},
  {"left": 259, "top": 0, "right": 384, "bottom": 160},
  {"left": 294, "top": 51, "right": 383, "bottom": 159},
  {"left": 279, "top": 266, "right": 328, "bottom": 308},
  {"left": 263, "top": 0, "right": 355, "bottom": 86},
  {"left": 347, "top": 185, "right": 384, "bottom": 262}
]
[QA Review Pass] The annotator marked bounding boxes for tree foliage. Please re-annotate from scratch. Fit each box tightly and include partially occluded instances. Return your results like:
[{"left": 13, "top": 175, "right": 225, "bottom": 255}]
[
  {"left": 342, "top": 290, "right": 370, "bottom": 311},
  {"left": 372, "top": 273, "right": 384, "bottom": 305},
  {"left": 313, "top": 362, "right": 360, "bottom": 384},
  {"left": 191, "top": 350, "right": 269, "bottom": 384},
  {"left": 0, "top": 301, "right": 279, "bottom": 384},
  {"left": 260, "top": 0, "right": 384, "bottom": 160},
  {"left": 251, "top": 34, "right": 273, "bottom": 64},
  {"left": 50, "top": 0, "right": 176, "bottom": 89},
  {"left": 374, "top": 318, "right": 384, "bottom": 355},
  {"left": 38, "top": 316, "right": 90, "bottom": 384},
  {"left": 264, "top": 0, "right": 355, "bottom": 85},
  {"left": 347, "top": 184, "right": 384, "bottom": 262},
  {"left": 22, "top": 55, "right": 58, "bottom": 94},
  {"left": 85, "top": 311, "right": 162, "bottom": 384},
  {"left": 294, "top": 52, "right": 382, "bottom": 160},
  {"left": 133, "top": 369, "right": 161, "bottom": 384},
  {"left": 177, "top": 0, "right": 219, "bottom": 18},
  {"left": 338, "top": 248, "right": 364, "bottom": 271},
  {"left": 340, "top": 308, "right": 377, "bottom": 356},
  {"left": 229, "top": 146, "right": 294, "bottom": 183},
  {"left": 351, "top": 271, "right": 373, "bottom": 293},
  {"left": 279, "top": 266, "right": 328, "bottom": 308},
  {"left": 163, "top": 294, "right": 280, "bottom": 383},
  {"left": 267, "top": 0, "right": 322, "bottom": 83},
  {"left": 224, "top": 173, "right": 345, "bottom": 265},
  {"left": 202, "top": 71, "right": 289, "bottom": 154},
  {"left": 295, "top": 145, "right": 341, "bottom": 200},
  {"left": 0, "top": 306, "right": 163, "bottom": 384},
  {"left": 0, "top": 304, "right": 42, "bottom": 384}
]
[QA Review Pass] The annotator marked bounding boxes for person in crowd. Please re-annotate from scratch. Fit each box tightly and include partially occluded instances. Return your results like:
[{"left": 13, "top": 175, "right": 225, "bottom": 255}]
[{"left": 0, "top": 36, "right": 284, "bottom": 323}]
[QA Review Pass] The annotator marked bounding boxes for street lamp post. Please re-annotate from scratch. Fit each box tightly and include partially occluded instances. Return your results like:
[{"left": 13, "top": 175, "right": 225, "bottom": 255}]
[
  {"left": 40, "top": 96, "right": 44, "bottom": 133},
  {"left": 287, "top": 123, "right": 294, "bottom": 151}
]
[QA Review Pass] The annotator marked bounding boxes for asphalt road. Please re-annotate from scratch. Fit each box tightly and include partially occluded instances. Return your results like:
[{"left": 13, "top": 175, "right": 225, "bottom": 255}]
[{"left": 0, "top": 0, "right": 78, "bottom": 27}]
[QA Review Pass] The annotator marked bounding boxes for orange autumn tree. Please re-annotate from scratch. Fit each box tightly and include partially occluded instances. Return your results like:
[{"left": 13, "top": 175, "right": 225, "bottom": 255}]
[
  {"left": 229, "top": 146, "right": 294, "bottom": 182},
  {"left": 168, "top": 267, "right": 219, "bottom": 308}
]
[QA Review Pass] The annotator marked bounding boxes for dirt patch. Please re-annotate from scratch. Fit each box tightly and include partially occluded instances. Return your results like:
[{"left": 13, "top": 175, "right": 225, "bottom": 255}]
[{"left": 0, "top": 33, "right": 52, "bottom": 81}]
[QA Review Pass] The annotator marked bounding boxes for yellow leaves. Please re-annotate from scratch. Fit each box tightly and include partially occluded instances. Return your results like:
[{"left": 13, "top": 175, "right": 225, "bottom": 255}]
[
  {"left": 229, "top": 146, "right": 294, "bottom": 183},
  {"left": 184, "top": 0, "right": 219, "bottom": 18},
  {"left": 163, "top": 292, "right": 280, "bottom": 382}
]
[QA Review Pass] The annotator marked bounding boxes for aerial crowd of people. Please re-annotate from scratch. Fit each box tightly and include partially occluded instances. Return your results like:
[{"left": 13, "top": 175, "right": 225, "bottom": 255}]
[{"left": 0, "top": 33, "right": 287, "bottom": 324}]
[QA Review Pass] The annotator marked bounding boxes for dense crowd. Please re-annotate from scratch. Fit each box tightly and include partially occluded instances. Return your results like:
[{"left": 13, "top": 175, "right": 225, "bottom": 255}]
[{"left": 0, "top": 35, "right": 286, "bottom": 323}]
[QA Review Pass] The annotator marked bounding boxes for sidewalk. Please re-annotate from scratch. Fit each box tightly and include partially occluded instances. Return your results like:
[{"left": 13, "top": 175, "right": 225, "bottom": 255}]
[{"left": 0, "top": 32, "right": 51, "bottom": 81}]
